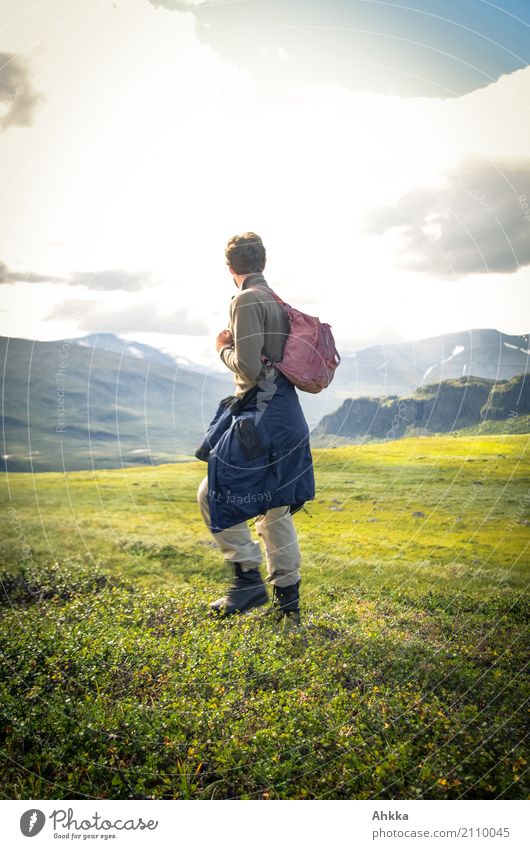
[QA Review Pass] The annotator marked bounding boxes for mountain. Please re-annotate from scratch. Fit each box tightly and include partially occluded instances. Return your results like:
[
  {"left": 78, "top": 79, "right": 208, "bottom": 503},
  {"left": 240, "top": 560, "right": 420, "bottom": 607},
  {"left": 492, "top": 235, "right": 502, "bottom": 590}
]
[
  {"left": 86, "top": 327, "right": 526, "bottom": 426},
  {"left": 296, "top": 327, "right": 530, "bottom": 429},
  {"left": 312, "top": 373, "right": 530, "bottom": 444},
  {"left": 73, "top": 333, "right": 178, "bottom": 367},
  {"left": 72, "top": 332, "right": 210, "bottom": 372},
  {"left": 330, "top": 328, "right": 530, "bottom": 401},
  {"left": 0, "top": 335, "right": 234, "bottom": 472},
  {"left": 2, "top": 329, "right": 529, "bottom": 471}
]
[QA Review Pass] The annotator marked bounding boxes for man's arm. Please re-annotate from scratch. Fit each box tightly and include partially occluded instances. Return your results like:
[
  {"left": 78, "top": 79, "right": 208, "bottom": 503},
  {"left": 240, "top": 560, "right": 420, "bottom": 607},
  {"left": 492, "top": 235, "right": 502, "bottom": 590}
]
[{"left": 219, "top": 291, "right": 265, "bottom": 381}]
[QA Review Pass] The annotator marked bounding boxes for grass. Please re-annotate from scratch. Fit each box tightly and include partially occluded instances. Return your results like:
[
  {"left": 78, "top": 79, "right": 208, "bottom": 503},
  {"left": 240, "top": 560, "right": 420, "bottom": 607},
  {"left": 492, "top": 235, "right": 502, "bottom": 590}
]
[{"left": 0, "top": 433, "right": 528, "bottom": 799}]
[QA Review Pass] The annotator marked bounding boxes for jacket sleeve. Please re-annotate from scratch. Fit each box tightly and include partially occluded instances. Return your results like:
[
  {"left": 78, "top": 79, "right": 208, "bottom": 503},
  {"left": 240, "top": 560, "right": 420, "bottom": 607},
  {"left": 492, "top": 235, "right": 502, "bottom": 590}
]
[{"left": 219, "top": 291, "right": 265, "bottom": 381}]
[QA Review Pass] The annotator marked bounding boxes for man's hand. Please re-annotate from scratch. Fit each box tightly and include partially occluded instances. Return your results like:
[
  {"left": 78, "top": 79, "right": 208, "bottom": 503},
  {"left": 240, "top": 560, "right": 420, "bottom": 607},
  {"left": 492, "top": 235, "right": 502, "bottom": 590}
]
[{"left": 216, "top": 329, "right": 234, "bottom": 353}]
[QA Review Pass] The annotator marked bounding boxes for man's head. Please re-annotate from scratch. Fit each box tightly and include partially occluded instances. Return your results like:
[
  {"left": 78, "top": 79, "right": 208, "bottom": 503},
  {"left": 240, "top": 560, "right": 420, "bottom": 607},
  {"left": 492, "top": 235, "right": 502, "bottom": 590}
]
[{"left": 225, "top": 232, "right": 266, "bottom": 276}]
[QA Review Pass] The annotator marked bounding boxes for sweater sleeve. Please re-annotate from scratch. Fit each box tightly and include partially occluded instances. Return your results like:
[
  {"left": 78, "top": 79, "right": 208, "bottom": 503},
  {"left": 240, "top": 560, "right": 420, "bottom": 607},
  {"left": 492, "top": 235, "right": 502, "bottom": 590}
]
[{"left": 220, "top": 291, "right": 265, "bottom": 381}]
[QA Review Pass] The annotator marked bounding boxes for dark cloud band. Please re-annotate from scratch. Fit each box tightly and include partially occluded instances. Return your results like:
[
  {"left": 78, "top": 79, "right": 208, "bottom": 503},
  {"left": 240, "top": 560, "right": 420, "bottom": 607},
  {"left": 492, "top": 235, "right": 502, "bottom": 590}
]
[
  {"left": 0, "top": 262, "right": 156, "bottom": 291},
  {"left": 0, "top": 52, "right": 42, "bottom": 131},
  {"left": 364, "top": 158, "right": 530, "bottom": 276}
]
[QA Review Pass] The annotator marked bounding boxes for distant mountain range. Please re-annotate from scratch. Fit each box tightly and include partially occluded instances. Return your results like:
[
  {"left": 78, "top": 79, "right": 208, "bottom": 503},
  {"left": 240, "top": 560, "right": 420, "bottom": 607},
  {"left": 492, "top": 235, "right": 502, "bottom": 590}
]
[
  {"left": 331, "top": 328, "right": 530, "bottom": 399},
  {"left": 312, "top": 373, "right": 530, "bottom": 444},
  {"left": 1, "top": 329, "right": 529, "bottom": 471},
  {"left": 299, "top": 327, "right": 530, "bottom": 426},
  {"left": 0, "top": 334, "right": 234, "bottom": 472},
  {"left": 74, "top": 333, "right": 206, "bottom": 371}
]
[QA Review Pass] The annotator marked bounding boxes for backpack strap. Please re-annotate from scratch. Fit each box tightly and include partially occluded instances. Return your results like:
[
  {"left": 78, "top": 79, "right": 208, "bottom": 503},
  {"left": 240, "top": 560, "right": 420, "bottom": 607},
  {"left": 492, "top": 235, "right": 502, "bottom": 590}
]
[
  {"left": 245, "top": 286, "right": 291, "bottom": 310},
  {"left": 266, "top": 288, "right": 292, "bottom": 310}
]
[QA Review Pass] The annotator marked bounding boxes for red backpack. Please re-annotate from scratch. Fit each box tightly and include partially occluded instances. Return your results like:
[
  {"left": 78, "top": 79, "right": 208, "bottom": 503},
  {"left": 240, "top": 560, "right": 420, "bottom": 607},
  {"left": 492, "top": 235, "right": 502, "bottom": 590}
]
[{"left": 257, "top": 288, "right": 341, "bottom": 394}]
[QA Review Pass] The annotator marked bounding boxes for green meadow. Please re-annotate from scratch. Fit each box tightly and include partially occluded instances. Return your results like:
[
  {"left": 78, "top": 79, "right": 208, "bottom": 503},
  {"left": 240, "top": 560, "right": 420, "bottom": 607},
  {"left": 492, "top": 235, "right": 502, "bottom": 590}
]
[{"left": 1, "top": 434, "right": 528, "bottom": 799}]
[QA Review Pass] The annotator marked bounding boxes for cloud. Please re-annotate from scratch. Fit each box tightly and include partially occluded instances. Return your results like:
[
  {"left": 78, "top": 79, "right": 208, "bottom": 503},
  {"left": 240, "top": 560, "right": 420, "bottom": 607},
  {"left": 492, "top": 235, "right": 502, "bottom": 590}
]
[
  {"left": 0, "top": 261, "right": 59, "bottom": 284},
  {"left": 364, "top": 159, "right": 530, "bottom": 277},
  {"left": 0, "top": 261, "right": 157, "bottom": 291},
  {"left": 46, "top": 298, "right": 209, "bottom": 335},
  {"left": 0, "top": 53, "right": 43, "bottom": 131},
  {"left": 68, "top": 270, "right": 157, "bottom": 291}
]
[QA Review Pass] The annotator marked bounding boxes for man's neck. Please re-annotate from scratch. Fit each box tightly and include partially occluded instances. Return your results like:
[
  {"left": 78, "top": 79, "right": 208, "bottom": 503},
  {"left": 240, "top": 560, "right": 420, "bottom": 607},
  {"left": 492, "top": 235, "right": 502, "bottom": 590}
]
[{"left": 240, "top": 272, "right": 266, "bottom": 290}]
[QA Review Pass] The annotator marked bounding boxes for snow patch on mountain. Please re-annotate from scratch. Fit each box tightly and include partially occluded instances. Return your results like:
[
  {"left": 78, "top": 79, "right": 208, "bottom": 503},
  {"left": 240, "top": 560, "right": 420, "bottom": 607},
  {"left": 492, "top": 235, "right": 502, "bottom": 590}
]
[
  {"left": 423, "top": 345, "right": 465, "bottom": 382},
  {"left": 503, "top": 341, "right": 530, "bottom": 355},
  {"left": 124, "top": 346, "right": 145, "bottom": 359}
]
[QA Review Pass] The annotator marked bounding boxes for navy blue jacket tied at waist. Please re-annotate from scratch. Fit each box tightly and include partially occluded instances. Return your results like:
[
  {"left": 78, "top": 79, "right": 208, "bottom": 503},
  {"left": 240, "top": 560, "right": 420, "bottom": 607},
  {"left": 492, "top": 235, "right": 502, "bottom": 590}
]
[{"left": 195, "top": 371, "right": 315, "bottom": 532}]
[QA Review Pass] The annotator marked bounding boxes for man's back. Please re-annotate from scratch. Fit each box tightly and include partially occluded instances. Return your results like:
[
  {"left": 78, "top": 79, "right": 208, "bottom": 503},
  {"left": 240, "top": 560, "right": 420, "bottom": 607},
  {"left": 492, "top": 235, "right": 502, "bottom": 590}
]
[{"left": 219, "top": 272, "right": 290, "bottom": 397}]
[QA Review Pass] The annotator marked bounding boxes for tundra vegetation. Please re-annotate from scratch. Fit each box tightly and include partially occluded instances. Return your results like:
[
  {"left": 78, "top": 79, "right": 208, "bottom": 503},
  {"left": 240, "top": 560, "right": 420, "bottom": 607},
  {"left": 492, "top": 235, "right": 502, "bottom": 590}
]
[{"left": 0, "top": 434, "right": 528, "bottom": 799}]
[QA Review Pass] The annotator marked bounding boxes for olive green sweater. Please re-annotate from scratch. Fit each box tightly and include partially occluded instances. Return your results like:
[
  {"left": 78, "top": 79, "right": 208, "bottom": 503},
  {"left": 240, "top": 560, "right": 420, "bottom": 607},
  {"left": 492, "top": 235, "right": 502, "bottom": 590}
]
[{"left": 219, "top": 273, "right": 290, "bottom": 398}]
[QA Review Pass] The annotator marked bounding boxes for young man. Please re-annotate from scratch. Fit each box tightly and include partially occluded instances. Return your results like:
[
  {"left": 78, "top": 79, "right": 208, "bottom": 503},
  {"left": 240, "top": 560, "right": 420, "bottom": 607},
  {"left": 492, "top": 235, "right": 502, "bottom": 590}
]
[{"left": 196, "top": 232, "right": 315, "bottom": 624}]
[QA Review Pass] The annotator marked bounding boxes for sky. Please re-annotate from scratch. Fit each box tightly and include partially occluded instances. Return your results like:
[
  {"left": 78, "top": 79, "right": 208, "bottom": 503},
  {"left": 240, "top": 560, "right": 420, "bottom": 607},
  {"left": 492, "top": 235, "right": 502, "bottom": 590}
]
[{"left": 0, "top": 0, "right": 529, "bottom": 366}]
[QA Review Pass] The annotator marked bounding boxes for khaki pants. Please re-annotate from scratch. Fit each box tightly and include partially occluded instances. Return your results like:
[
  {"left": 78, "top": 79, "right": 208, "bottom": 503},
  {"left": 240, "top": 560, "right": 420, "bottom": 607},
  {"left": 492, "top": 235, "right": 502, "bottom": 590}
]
[{"left": 197, "top": 475, "right": 301, "bottom": 587}]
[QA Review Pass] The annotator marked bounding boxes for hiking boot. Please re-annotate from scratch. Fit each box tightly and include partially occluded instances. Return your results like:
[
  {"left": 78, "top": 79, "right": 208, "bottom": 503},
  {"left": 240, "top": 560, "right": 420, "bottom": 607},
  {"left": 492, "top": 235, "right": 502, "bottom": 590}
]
[
  {"left": 265, "top": 580, "right": 301, "bottom": 626},
  {"left": 209, "top": 561, "right": 268, "bottom": 617}
]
